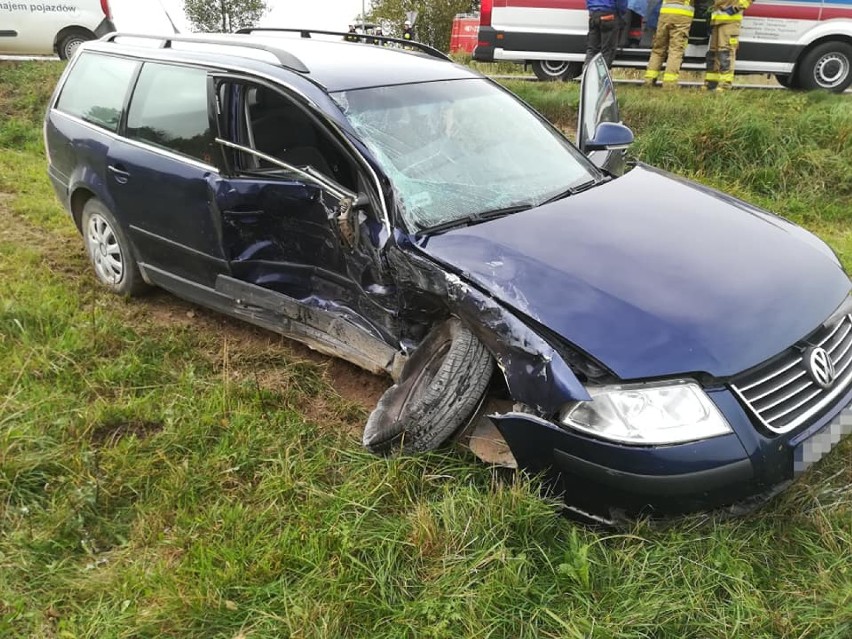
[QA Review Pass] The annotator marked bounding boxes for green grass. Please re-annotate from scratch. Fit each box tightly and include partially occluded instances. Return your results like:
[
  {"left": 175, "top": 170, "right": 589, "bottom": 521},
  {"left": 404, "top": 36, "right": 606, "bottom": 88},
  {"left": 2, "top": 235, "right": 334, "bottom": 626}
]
[{"left": 1, "top": 60, "right": 851, "bottom": 638}]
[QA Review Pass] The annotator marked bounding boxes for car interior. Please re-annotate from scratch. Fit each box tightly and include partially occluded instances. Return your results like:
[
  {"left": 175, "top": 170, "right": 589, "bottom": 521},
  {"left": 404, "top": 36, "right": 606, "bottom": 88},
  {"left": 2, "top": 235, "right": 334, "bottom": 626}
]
[{"left": 220, "top": 83, "right": 357, "bottom": 193}]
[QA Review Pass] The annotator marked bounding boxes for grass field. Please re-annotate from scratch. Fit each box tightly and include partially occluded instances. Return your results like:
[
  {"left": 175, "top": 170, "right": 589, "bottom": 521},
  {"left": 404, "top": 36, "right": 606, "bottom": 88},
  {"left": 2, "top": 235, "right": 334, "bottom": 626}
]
[{"left": 1, "top": 60, "right": 851, "bottom": 638}]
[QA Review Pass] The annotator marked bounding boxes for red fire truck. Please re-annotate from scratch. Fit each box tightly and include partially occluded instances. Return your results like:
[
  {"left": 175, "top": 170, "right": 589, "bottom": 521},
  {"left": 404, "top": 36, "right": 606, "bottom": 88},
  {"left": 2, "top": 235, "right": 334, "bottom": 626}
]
[{"left": 450, "top": 14, "right": 481, "bottom": 53}]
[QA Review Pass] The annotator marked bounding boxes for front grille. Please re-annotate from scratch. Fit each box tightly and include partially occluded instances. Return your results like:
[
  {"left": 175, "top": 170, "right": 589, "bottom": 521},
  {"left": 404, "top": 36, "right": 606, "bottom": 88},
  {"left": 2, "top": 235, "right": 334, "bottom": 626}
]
[{"left": 730, "top": 314, "right": 852, "bottom": 434}]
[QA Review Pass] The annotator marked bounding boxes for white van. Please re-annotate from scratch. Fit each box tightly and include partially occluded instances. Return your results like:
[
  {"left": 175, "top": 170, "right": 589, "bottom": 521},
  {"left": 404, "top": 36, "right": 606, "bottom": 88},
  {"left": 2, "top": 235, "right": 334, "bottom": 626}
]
[
  {"left": 0, "top": 0, "right": 116, "bottom": 59},
  {"left": 473, "top": 0, "right": 852, "bottom": 92}
]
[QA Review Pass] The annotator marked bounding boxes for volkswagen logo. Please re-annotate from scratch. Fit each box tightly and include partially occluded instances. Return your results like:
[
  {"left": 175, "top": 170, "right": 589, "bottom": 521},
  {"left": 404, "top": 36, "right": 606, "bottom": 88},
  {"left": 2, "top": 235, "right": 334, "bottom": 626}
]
[{"left": 805, "top": 347, "right": 836, "bottom": 389}]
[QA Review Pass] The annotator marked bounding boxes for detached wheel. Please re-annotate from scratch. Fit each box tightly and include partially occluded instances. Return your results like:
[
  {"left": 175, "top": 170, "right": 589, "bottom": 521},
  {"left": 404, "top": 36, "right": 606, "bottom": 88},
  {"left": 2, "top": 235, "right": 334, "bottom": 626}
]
[
  {"left": 531, "top": 60, "right": 582, "bottom": 82},
  {"left": 57, "top": 30, "right": 93, "bottom": 60},
  {"left": 796, "top": 41, "right": 852, "bottom": 93},
  {"left": 363, "top": 318, "right": 494, "bottom": 454},
  {"left": 81, "top": 199, "right": 147, "bottom": 297}
]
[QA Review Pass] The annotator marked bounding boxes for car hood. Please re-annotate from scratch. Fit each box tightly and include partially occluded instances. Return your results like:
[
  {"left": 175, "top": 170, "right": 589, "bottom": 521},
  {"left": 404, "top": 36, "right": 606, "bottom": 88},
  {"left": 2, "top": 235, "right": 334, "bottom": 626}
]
[{"left": 415, "top": 165, "right": 850, "bottom": 380}]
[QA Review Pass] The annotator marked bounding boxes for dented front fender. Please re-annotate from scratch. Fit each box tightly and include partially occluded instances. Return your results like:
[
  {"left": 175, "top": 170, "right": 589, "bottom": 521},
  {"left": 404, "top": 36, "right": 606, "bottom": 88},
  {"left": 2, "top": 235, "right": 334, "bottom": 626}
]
[{"left": 389, "top": 238, "right": 590, "bottom": 414}]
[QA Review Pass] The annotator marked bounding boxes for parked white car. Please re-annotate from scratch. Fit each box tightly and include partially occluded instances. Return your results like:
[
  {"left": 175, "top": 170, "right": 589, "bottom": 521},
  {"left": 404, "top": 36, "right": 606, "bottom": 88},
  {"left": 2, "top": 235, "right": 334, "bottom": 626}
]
[{"left": 0, "top": 0, "right": 116, "bottom": 59}]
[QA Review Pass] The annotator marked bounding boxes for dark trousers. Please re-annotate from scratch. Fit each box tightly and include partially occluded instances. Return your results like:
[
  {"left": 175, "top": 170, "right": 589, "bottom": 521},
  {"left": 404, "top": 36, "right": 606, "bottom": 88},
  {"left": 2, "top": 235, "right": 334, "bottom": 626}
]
[{"left": 585, "top": 10, "right": 620, "bottom": 68}]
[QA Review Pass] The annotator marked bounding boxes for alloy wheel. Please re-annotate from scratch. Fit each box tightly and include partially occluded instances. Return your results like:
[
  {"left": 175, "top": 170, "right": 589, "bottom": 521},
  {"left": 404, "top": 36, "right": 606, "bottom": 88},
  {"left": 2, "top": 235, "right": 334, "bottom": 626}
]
[{"left": 85, "top": 212, "right": 124, "bottom": 286}]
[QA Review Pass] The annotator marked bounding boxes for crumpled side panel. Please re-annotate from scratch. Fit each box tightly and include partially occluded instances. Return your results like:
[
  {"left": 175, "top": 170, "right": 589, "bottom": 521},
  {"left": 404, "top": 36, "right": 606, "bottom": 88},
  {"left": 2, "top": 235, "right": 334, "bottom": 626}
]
[{"left": 389, "top": 242, "right": 590, "bottom": 414}]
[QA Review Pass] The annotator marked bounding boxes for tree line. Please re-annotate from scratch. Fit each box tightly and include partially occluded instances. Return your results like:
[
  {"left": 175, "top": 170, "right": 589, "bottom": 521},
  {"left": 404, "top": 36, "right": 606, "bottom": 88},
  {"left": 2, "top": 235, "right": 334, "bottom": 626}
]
[{"left": 182, "top": 0, "right": 478, "bottom": 52}]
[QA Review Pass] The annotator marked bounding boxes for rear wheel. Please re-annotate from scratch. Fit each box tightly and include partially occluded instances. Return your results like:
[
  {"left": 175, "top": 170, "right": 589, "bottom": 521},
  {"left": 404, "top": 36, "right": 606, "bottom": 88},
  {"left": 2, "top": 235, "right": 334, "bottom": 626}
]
[
  {"left": 81, "top": 199, "right": 147, "bottom": 297},
  {"left": 531, "top": 60, "right": 582, "bottom": 82},
  {"left": 796, "top": 41, "right": 852, "bottom": 93},
  {"left": 57, "top": 29, "right": 93, "bottom": 60}
]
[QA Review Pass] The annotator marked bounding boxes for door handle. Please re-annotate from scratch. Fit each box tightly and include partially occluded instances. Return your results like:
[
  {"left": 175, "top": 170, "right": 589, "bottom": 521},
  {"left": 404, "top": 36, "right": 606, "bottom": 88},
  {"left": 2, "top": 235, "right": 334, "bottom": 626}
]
[{"left": 108, "top": 164, "right": 130, "bottom": 184}]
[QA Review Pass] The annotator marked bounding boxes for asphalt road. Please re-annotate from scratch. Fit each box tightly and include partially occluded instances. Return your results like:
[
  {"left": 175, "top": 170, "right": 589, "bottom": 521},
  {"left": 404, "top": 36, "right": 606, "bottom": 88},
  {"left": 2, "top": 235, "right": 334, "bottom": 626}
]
[
  {"left": 0, "top": 55, "right": 60, "bottom": 61},
  {"left": 490, "top": 73, "right": 852, "bottom": 93},
  {"left": 2, "top": 56, "right": 848, "bottom": 93}
]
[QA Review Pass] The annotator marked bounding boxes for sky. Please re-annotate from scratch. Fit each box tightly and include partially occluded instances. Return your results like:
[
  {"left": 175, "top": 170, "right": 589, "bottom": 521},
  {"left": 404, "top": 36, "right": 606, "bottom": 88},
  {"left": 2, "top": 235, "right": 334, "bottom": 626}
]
[{"left": 111, "top": 0, "right": 368, "bottom": 35}]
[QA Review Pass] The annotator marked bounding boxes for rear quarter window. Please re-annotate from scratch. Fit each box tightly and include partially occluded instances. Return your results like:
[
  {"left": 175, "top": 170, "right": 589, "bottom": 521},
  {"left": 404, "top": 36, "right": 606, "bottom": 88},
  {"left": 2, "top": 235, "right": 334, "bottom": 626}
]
[
  {"left": 126, "top": 62, "right": 214, "bottom": 164},
  {"left": 55, "top": 53, "right": 139, "bottom": 132}
]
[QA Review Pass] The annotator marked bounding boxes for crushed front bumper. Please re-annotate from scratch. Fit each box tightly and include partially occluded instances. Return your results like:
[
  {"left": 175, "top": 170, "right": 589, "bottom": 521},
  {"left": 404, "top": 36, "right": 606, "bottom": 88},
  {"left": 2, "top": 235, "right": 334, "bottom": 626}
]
[{"left": 491, "top": 386, "right": 852, "bottom": 519}]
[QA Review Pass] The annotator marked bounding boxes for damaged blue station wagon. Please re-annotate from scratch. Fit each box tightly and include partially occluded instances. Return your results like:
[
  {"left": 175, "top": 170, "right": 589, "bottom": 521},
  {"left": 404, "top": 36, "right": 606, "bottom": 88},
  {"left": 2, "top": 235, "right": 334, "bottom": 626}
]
[{"left": 45, "top": 30, "right": 852, "bottom": 523}]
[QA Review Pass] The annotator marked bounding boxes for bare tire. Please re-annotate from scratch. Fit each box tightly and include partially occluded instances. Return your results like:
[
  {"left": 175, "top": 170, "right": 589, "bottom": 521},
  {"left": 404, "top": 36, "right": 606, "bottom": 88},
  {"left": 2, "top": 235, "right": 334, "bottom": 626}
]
[
  {"left": 363, "top": 318, "right": 494, "bottom": 454},
  {"left": 796, "top": 41, "right": 852, "bottom": 93},
  {"left": 57, "top": 30, "right": 93, "bottom": 60},
  {"left": 531, "top": 60, "right": 582, "bottom": 82},
  {"left": 81, "top": 199, "right": 147, "bottom": 297}
]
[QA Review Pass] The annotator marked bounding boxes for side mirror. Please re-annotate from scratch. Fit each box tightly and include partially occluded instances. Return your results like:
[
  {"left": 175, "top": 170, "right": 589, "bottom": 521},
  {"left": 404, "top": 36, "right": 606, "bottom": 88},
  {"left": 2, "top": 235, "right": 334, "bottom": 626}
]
[{"left": 584, "top": 122, "right": 634, "bottom": 152}]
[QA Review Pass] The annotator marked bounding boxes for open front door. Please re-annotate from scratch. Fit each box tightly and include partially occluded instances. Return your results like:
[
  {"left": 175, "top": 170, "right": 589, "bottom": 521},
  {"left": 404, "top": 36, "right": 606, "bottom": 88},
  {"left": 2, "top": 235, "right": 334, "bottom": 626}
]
[
  {"left": 577, "top": 54, "right": 631, "bottom": 175},
  {"left": 208, "top": 76, "right": 401, "bottom": 375}
]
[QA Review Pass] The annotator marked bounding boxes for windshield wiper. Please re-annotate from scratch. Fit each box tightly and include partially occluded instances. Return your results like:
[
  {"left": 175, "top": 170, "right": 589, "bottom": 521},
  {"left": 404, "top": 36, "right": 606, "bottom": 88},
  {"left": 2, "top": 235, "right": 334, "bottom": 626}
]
[
  {"left": 477, "top": 203, "right": 535, "bottom": 221},
  {"left": 418, "top": 214, "right": 481, "bottom": 236},
  {"left": 418, "top": 203, "right": 534, "bottom": 236},
  {"left": 541, "top": 176, "right": 611, "bottom": 206}
]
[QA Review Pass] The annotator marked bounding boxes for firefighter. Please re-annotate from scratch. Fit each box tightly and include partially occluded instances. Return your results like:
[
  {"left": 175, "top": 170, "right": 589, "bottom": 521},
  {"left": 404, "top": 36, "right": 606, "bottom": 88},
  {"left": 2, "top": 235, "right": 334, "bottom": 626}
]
[
  {"left": 704, "top": 0, "right": 752, "bottom": 91},
  {"left": 584, "top": 0, "right": 629, "bottom": 68},
  {"left": 643, "top": 0, "right": 693, "bottom": 88},
  {"left": 625, "top": 0, "right": 646, "bottom": 47},
  {"left": 402, "top": 20, "right": 414, "bottom": 42},
  {"left": 344, "top": 25, "right": 359, "bottom": 43}
]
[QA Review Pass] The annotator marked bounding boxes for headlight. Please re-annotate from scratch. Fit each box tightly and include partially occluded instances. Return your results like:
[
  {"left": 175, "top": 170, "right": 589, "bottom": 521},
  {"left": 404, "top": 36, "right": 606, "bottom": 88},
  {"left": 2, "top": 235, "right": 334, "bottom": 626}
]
[{"left": 558, "top": 380, "right": 732, "bottom": 445}]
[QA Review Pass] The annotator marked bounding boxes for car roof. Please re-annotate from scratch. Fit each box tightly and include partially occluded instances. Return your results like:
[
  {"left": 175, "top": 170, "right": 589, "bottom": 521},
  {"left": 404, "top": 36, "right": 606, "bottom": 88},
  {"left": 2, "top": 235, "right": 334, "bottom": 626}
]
[{"left": 90, "top": 32, "right": 480, "bottom": 93}]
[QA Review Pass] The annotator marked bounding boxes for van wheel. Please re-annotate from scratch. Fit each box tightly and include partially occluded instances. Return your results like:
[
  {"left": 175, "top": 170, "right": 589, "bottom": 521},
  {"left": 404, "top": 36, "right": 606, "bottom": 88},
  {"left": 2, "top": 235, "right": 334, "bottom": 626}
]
[
  {"left": 532, "top": 60, "right": 582, "bottom": 82},
  {"left": 81, "top": 199, "right": 147, "bottom": 297},
  {"left": 796, "top": 41, "right": 852, "bottom": 93},
  {"left": 57, "top": 30, "right": 93, "bottom": 60},
  {"left": 363, "top": 318, "right": 494, "bottom": 455}
]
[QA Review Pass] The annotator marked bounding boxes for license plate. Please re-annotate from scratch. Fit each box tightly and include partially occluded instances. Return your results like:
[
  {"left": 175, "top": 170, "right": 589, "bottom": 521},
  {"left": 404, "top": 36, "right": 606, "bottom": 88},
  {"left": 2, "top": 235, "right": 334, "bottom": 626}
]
[{"left": 793, "top": 406, "right": 852, "bottom": 475}]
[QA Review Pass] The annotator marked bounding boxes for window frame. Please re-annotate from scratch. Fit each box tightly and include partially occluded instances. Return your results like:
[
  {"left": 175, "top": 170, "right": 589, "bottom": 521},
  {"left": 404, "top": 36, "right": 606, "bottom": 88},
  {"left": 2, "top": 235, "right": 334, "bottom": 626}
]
[
  {"left": 210, "top": 73, "right": 388, "bottom": 206},
  {"left": 122, "top": 60, "right": 219, "bottom": 166},
  {"left": 54, "top": 51, "right": 141, "bottom": 134}
]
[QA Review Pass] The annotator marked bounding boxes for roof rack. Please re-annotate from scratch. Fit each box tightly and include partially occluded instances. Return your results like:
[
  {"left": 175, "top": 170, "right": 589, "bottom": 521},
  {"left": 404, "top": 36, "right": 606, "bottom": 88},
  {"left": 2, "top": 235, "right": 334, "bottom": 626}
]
[
  {"left": 235, "top": 27, "right": 453, "bottom": 63},
  {"left": 101, "top": 32, "right": 310, "bottom": 73}
]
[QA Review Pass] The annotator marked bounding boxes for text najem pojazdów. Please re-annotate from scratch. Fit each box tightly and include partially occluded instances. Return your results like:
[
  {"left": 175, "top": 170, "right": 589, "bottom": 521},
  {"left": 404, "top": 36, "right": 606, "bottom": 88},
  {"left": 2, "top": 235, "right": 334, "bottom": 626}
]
[{"left": 0, "top": 3, "right": 78, "bottom": 12}]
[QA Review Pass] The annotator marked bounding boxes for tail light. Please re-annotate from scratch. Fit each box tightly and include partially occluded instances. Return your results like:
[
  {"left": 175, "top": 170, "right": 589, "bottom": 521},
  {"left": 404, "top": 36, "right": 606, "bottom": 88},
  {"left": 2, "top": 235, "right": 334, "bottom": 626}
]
[
  {"left": 100, "top": 0, "right": 112, "bottom": 19},
  {"left": 480, "top": 0, "right": 493, "bottom": 26}
]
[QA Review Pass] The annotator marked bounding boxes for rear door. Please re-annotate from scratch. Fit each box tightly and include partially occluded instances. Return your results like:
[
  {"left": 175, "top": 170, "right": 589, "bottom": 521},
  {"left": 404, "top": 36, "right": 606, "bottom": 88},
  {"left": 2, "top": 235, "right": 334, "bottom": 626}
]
[
  {"left": 208, "top": 76, "right": 400, "bottom": 372},
  {"left": 106, "top": 61, "right": 227, "bottom": 287}
]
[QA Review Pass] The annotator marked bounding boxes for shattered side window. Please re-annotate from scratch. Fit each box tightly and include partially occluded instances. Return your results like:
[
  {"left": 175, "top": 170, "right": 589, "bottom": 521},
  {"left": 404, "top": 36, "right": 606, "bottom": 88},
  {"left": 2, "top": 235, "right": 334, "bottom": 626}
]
[{"left": 334, "top": 79, "right": 595, "bottom": 231}]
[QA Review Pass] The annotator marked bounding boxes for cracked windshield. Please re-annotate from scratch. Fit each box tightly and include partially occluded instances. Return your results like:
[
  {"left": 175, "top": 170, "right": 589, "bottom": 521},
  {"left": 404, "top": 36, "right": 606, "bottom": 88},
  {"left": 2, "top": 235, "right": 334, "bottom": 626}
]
[{"left": 335, "top": 79, "right": 595, "bottom": 231}]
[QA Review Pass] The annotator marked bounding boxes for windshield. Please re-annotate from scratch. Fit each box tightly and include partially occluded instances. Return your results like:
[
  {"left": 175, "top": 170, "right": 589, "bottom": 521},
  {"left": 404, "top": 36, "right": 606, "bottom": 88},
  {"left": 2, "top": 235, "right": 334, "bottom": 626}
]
[{"left": 333, "top": 79, "right": 596, "bottom": 231}]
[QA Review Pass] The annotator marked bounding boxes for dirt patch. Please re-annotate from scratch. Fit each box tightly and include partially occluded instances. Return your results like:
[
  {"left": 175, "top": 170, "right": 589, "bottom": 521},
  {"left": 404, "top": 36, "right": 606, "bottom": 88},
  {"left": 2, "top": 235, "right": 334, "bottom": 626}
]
[
  {"left": 90, "top": 420, "right": 164, "bottom": 446},
  {"left": 126, "top": 290, "right": 389, "bottom": 413},
  {"left": 1, "top": 198, "right": 389, "bottom": 424}
]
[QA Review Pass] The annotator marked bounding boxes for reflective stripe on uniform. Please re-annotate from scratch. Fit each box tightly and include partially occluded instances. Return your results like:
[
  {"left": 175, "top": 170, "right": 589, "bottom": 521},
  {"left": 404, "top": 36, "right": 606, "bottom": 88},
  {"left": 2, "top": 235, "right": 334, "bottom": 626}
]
[
  {"left": 661, "top": 4, "right": 695, "bottom": 15},
  {"left": 663, "top": 72, "right": 679, "bottom": 82},
  {"left": 645, "top": 69, "right": 661, "bottom": 79},
  {"left": 719, "top": 72, "right": 734, "bottom": 82},
  {"left": 711, "top": 11, "right": 743, "bottom": 22},
  {"left": 705, "top": 72, "right": 720, "bottom": 81}
]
